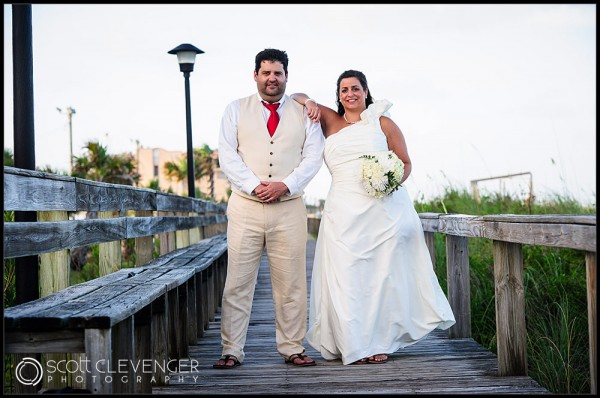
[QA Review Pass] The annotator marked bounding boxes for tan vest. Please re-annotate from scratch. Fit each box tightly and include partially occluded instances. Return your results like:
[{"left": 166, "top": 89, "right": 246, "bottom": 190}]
[{"left": 234, "top": 95, "right": 306, "bottom": 202}]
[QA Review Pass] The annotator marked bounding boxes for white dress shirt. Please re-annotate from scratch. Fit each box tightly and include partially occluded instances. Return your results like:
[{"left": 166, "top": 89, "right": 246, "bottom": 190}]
[{"left": 218, "top": 93, "right": 325, "bottom": 196}]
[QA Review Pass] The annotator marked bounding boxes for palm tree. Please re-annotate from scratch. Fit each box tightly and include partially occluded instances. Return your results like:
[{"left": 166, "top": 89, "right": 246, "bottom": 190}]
[
  {"left": 194, "top": 144, "right": 215, "bottom": 199},
  {"left": 163, "top": 156, "right": 188, "bottom": 185},
  {"left": 163, "top": 143, "right": 216, "bottom": 199},
  {"left": 72, "top": 140, "right": 140, "bottom": 185}
]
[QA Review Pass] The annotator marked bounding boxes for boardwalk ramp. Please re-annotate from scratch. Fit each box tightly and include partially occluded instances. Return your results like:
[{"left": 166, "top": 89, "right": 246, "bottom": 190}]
[{"left": 153, "top": 239, "right": 548, "bottom": 394}]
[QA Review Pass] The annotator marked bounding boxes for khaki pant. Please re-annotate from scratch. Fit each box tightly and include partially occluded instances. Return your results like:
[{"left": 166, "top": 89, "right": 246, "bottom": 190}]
[{"left": 220, "top": 192, "right": 308, "bottom": 362}]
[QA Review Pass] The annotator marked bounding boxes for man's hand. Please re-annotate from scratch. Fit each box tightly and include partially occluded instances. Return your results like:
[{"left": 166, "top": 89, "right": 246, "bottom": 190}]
[{"left": 254, "top": 181, "right": 289, "bottom": 203}]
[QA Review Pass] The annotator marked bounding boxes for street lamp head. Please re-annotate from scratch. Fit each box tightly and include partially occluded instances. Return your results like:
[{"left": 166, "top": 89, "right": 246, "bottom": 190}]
[{"left": 168, "top": 43, "right": 204, "bottom": 73}]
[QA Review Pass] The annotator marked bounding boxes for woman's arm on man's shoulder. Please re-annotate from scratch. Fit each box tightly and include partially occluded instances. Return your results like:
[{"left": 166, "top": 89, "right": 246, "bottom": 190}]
[{"left": 291, "top": 92, "right": 339, "bottom": 132}]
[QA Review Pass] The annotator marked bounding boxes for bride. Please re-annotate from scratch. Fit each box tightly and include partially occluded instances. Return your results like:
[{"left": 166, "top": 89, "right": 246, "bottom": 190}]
[{"left": 292, "top": 70, "right": 455, "bottom": 365}]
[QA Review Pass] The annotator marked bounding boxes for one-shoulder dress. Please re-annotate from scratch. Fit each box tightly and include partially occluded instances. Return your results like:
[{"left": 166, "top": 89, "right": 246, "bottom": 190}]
[{"left": 306, "top": 100, "right": 456, "bottom": 365}]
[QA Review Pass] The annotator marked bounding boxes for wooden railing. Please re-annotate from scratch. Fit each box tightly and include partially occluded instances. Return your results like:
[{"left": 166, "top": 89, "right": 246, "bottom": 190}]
[
  {"left": 3, "top": 166, "right": 227, "bottom": 261},
  {"left": 3, "top": 166, "right": 228, "bottom": 393},
  {"left": 309, "top": 212, "right": 597, "bottom": 394},
  {"left": 3, "top": 167, "right": 596, "bottom": 393}
]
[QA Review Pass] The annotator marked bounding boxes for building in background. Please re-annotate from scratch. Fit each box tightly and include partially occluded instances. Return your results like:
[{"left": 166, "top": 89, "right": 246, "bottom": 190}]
[{"left": 137, "top": 147, "right": 230, "bottom": 202}]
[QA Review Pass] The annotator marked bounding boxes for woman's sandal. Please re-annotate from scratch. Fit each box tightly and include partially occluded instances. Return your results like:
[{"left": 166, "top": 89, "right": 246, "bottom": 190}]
[
  {"left": 285, "top": 353, "right": 316, "bottom": 367},
  {"left": 367, "top": 354, "right": 388, "bottom": 364},
  {"left": 351, "top": 358, "right": 369, "bottom": 365},
  {"left": 213, "top": 354, "right": 241, "bottom": 369}
]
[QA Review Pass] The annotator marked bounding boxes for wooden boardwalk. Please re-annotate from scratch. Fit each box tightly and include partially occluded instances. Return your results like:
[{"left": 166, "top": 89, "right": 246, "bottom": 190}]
[{"left": 153, "top": 239, "right": 549, "bottom": 395}]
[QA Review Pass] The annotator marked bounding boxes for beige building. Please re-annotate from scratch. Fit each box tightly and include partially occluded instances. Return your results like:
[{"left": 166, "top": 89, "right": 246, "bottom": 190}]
[{"left": 137, "top": 147, "right": 230, "bottom": 202}]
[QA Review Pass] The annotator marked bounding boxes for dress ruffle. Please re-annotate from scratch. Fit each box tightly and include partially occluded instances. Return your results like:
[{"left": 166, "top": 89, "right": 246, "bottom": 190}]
[{"left": 360, "top": 99, "right": 393, "bottom": 124}]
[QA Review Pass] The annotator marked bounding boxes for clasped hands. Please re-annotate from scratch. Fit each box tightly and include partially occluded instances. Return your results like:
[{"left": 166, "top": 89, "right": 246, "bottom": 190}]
[{"left": 254, "top": 181, "right": 289, "bottom": 203}]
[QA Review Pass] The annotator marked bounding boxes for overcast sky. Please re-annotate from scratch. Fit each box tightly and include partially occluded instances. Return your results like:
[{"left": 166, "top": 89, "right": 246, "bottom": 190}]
[{"left": 4, "top": 4, "right": 596, "bottom": 206}]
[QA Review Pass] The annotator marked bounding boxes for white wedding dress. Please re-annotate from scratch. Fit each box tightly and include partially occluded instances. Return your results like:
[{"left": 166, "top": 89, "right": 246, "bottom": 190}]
[{"left": 307, "top": 100, "right": 456, "bottom": 365}]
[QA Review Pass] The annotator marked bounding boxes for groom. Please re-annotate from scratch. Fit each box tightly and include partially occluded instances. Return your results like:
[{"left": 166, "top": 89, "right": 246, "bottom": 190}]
[{"left": 214, "top": 48, "right": 325, "bottom": 368}]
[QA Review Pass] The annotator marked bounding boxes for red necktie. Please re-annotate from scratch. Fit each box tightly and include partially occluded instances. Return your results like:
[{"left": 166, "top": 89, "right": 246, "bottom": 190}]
[{"left": 262, "top": 101, "right": 280, "bottom": 136}]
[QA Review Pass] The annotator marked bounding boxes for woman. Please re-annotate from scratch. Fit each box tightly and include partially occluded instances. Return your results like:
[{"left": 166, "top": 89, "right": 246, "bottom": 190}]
[{"left": 292, "top": 70, "right": 455, "bottom": 365}]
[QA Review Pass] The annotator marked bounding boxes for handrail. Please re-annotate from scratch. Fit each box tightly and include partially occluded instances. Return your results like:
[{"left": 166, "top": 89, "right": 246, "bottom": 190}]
[
  {"left": 3, "top": 166, "right": 228, "bottom": 259},
  {"left": 424, "top": 212, "right": 596, "bottom": 392}
]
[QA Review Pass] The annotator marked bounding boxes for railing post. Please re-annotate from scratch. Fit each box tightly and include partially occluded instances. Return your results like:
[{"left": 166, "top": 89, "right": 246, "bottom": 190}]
[
  {"left": 424, "top": 231, "right": 436, "bottom": 270},
  {"left": 189, "top": 211, "right": 201, "bottom": 244},
  {"left": 586, "top": 252, "right": 597, "bottom": 394},
  {"left": 158, "top": 211, "right": 176, "bottom": 255},
  {"left": 493, "top": 240, "right": 527, "bottom": 376},
  {"left": 135, "top": 210, "right": 154, "bottom": 266},
  {"left": 99, "top": 210, "right": 122, "bottom": 275},
  {"left": 38, "top": 210, "right": 70, "bottom": 391},
  {"left": 446, "top": 235, "right": 471, "bottom": 338},
  {"left": 176, "top": 211, "right": 190, "bottom": 249}
]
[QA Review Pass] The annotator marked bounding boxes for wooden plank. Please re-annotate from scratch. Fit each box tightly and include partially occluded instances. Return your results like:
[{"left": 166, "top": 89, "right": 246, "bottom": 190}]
[
  {"left": 4, "top": 330, "right": 84, "bottom": 353},
  {"left": 69, "top": 284, "right": 167, "bottom": 328},
  {"left": 4, "top": 167, "right": 77, "bottom": 211},
  {"left": 156, "top": 193, "right": 193, "bottom": 212},
  {"left": 439, "top": 214, "right": 485, "bottom": 238},
  {"left": 4, "top": 218, "right": 127, "bottom": 258},
  {"left": 482, "top": 214, "right": 596, "bottom": 225},
  {"left": 483, "top": 221, "right": 595, "bottom": 252},
  {"left": 4, "top": 284, "right": 101, "bottom": 328},
  {"left": 419, "top": 212, "right": 440, "bottom": 233},
  {"left": 126, "top": 215, "right": 215, "bottom": 238}
]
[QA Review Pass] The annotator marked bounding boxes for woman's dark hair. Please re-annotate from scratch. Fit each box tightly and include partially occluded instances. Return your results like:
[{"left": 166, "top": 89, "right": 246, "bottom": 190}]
[
  {"left": 335, "top": 70, "right": 374, "bottom": 115},
  {"left": 255, "top": 48, "right": 289, "bottom": 74}
]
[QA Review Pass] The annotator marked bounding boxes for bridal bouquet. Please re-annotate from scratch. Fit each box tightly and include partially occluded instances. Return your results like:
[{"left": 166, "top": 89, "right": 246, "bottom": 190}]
[{"left": 359, "top": 151, "right": 404, "bottom": 198}]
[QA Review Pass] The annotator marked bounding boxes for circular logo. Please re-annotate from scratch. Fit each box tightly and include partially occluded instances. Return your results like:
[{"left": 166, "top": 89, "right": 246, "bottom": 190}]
[{"left": 15, "top": 357, "right": 44, "bottom": 386}]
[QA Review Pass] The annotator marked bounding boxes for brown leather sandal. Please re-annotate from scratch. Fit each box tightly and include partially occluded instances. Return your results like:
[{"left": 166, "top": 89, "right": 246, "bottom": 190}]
[
  {"left": 213, "top": 354, "right": 241, "bottom": 369},
  {"left": 285, "top": 353, "right": 316, "bottom": 367}
]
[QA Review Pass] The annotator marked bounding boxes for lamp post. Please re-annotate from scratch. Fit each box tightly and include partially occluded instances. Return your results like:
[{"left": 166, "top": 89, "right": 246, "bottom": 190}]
[{"left": 168, "top": 43, "right": 204, "bottom": 198}]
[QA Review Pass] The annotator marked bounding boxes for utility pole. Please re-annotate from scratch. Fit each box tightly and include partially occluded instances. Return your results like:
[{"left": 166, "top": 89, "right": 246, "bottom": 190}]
[{"left": 57, "top": 106, "right": 76, "bottom": 174}]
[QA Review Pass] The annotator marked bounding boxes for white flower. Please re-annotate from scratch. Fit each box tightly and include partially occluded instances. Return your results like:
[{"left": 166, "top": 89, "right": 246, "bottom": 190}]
[{"left": 359, "top": 151, "right": 404, "bottom": 198}]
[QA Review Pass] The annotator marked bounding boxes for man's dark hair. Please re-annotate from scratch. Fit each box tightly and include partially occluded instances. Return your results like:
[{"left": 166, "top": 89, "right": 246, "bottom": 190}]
[
  {"left": 335, "top": 70, "right": 374, "bottom": 115},
  {"left": 255, "top": 48, "right": 289, "bottom": 74}
]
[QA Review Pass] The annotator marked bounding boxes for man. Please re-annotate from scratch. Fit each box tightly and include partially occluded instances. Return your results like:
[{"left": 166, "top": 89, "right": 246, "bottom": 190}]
[{"left": 214, "top": 48, "right": 325, "bottom": 368}]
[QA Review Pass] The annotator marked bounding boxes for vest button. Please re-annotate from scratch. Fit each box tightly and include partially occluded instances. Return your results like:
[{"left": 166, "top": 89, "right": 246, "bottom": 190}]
[
  {"left": 270, "top": 141, "right": 274, "bottom": 144},
  {"left": 270, "top": 163, "right": 273, "bottom": 166},
  {"left": 268, "top": 174, "right": 272, "bottom": 178},
  {"left": 270, "top": 152, "right": 273, "bottom": 155}
]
